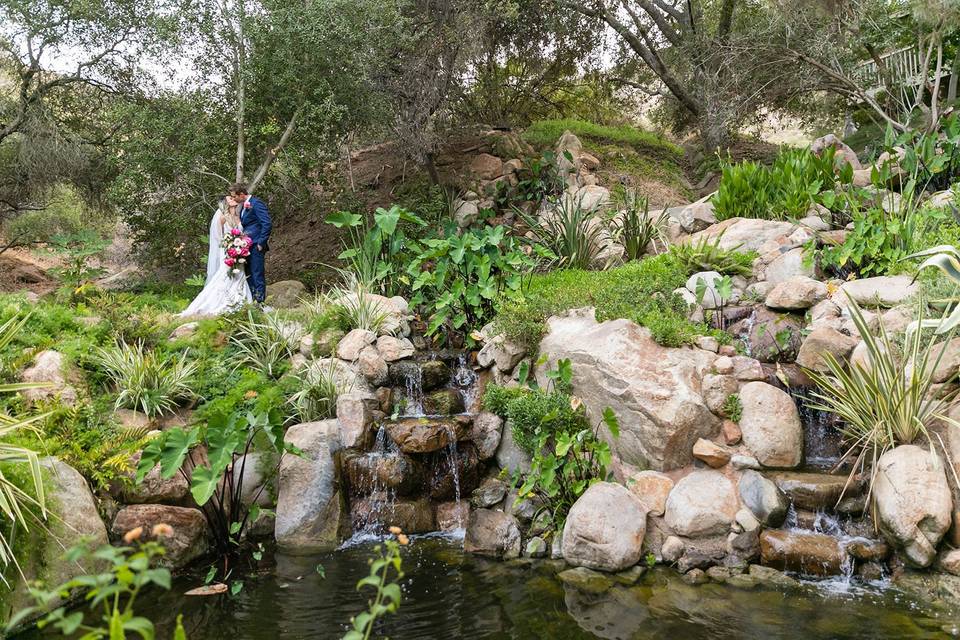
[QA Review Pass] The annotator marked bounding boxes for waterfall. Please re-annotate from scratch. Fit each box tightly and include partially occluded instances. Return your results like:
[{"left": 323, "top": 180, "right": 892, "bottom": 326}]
[
  {"left": 444, "top": 426, "right": 464, "bottom": 529},
  {"left": 738, "top": 308, "right": 757, "bottom": 357},
  {"left": 344, "top": 425, "right": 402, "bottom": 543},
  {"left": 452, "top": 353, "right": 478, "bottom": 414},
  {"left": 400, "top": 364, "right": 425, "bottom": 417}
]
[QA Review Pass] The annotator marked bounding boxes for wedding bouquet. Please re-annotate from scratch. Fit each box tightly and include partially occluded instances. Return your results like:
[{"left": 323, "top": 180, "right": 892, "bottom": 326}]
[{"left": 222, "top": 228, "right": 253, "bottom": 276}]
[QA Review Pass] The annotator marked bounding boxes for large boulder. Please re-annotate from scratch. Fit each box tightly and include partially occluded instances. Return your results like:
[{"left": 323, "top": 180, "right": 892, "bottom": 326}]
[
  {"left": 470, "top": 411, "right": 503, "bottom": 460},
  {"left": 265, "top": 280, "right": 307, "bottom": 308},
  {"left": 275, "top": 420, "right": 346, "bottom": 553},
  {"left": 10, "top": 458, "right": 109, "bottom": 612},
  {"left": 686, "top": 218, "right": 796, "bottom": 254},
  {"left": 537, "top": 308, "right": 718, "bottom": 471},
  {"left": 664, "top": 470, "right": 738, "bottom": 537},
  {"left": 111, "top": 504, "right": 208, "bottom": 568},
  {"left": 765, "top": 277, "right": 827, "bottom": 311},
  {"left": 761, "top": 248, "right": 816, "bottom": 284},
  {"left": 561, "top": 482, "right": 647, "bottom": 572},
  {"left": 464, "top": 509, "right": 521, "bottom": 559},
  {"left": 20, "top": 350, "right": 78, "bottom": 406},
  {"left": 495, "top": 421, "right": 531, "bottom": 474},
  {"left": 738, "top": 382, "right": 803, "bottom": 468},
  {"left": 795, "top": 326, "right": 859, "bottom": 372},
  {"left": 873, "top": 445, "right": 952, "bottom": 567},
  {"left": 840, "top": 276, "right": 919, "bottom": 308}
]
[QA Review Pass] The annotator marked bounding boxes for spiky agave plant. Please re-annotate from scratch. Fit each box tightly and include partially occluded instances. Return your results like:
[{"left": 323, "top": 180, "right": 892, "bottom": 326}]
[
  {"left": 0, "top": 313, "right": 48, "bottom": 584},
  {"left": 95, "top": 340, "right": 198, "bottom": 416},
  {"left": 804, "top": 294, "right": 958, "bottom": 503},
  {"left": 612, "top": 189, "right": 670, "bottom": 260},
  {"left": 517, "top": 194, "right": 611, "bottom": 270},
  {"left": 324, "top": 271, "right": 389, "bottom": 334}
]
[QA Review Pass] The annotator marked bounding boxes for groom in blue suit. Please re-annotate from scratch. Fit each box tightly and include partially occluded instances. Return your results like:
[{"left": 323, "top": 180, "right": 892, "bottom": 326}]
[{"left": 230, "top": 183, "right": 272, "bottom": 304}]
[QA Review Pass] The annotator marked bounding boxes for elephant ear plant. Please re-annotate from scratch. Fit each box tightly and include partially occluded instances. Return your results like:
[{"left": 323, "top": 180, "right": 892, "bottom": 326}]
[{"left": 136, "top": 408, "right": 295, "bottom": 574}]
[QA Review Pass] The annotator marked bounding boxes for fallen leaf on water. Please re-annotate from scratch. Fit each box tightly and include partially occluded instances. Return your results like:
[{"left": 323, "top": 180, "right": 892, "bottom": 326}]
[{"left": 185, "top": 583, "right": 228, "bottom": 596}]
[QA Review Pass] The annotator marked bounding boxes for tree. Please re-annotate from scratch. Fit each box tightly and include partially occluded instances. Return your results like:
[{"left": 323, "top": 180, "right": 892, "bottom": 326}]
[
  {"left": 778, "top": 0, "right": 960, "bottom": 134},
  {"left": 556, "top": 0, "right": 799, "bottom": 150}
]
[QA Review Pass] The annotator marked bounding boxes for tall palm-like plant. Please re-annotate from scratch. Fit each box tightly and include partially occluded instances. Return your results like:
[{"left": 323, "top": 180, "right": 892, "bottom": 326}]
[
  {"left": 0, "top": 314, "right": 48, "bottom": 584},
  {"left": 804, "top": 295, "right": 957, "bottom": 502}
]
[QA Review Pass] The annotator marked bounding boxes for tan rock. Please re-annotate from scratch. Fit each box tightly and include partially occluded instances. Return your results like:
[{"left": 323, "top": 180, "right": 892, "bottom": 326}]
[
  {"left": 738, "top": 381, "right": 802, "bottom": 468},
  {"left": 664, "top": 470, "right": 738, "bottom": 537},
  {"left": 692, "top": 438, "right": 731, "bottom": 468},
  {"left": 628, "top": 470, "right": 674, "bottom": 516},
  {"left": 562, "top": 482, "right": 646, "bottom": 571}
]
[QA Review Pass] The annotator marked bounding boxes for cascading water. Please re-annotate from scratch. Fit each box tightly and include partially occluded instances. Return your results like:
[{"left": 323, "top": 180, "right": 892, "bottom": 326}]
[
  {"left": 790, "top": 388, "right": 844, "bottom": 470},
  {"left": 345, "top": 425, "right": 402, "bottom": 541},
  {"left": 452, "top": 354, "right": 479, "bottom": 414},
  {"left": 399, "top": 363, "right": 425, "bottom": 417},
  {"left": 443, "top": 426, "right": 464, "bottom": 530}
]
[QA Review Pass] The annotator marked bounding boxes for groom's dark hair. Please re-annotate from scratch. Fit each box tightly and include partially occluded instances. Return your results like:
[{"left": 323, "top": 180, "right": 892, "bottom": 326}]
[{"left": 230, "top": 182, "right": 249, "bottom": 195}]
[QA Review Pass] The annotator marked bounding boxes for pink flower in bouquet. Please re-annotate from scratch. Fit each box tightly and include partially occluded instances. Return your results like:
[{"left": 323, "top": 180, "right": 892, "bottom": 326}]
[
  {"left": 227, "top": 247, "right": 238, "bottom": 257},
  {"left": 231, "top": 228, "right": 242, "bottom": 236},
  {"left": 225, "top": 257, "right": 236, "bottom": 267},
  {"left": 244, "top": 237, "right": 253, "bottom": 247}
]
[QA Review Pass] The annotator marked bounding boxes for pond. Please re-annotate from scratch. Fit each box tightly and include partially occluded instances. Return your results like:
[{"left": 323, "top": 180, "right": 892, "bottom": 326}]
[{"left": 17, "top": 534, "right": 960, "bottom": 640}]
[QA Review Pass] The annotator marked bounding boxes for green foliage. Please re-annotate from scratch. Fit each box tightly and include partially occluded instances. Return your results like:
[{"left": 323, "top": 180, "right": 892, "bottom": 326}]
[
  {"left": 344, "top": 531, "right": 406, "bottom": 640},
  {"left": 510, "top": 361, "right": 620, "bottom": 530},
  {"left": 287, "top": 359, "right": 343, "bottom": 423},
  {"left": 712, "top": 147, "right": 850, "bottom": 221},
  {"left": 138, "top": 409, "right": 288, "bottom": 556},
  {"left": 493, "top": 254, "right": 718, "bottom": 350},
  {"left": 0, "top": 315, "right": 47, "bottom": 583},
  {"left": 483, "top": 383, "right": 587, "bottom": 456},
  {"left": 326, "top": 205, "right": 427, "bottom": 297},
  {"left": 522, "top": 119, "right": 683, "bottom": 157},
  {"left": 669, "top": 233, "right": 756, "bottom": 277},
  {"left": 392, "top": 176, "right": 448, "bottom": 227},
  {"left": 722, "top": 394, "right": 742, "bottom": 422},
  {"left": 498, "top": 151, "right": 566, "bottom": 208},
  {"left": 47, "top": 231, "right": 109, "bottom": 295},
  {"left": 518, "top": 195, "right": 609, "bottom": 271},
  {"left": 225, "top": 309, "right": 296, "bottom": 379},
  {"left": 409, "top": 224, "right": 533, "bottom": 339},
  {"left": 820, "top": 184, "right": 933, "bottom": 277},
  {"left": 882, "top": 113, "right": 960, "bottom": 192},
  {"left": 805, "top": 297, "right": 956, "bottom": 497},
  {"left": 612, "top": 189, "right": 670, "bottom": 261},
  {"left": 906, "top": 243, "right": 960, "bottom": 334},
  {"left": 0, "top": 185, "right": 88, "bottom": 247},
  {"left": 324, "top": 276, "right": 389, "bottom": 334},
  {"left": 95, "top": 341, "right": 198, "bottom": 418},
  {"left": 8, "top": 538, "right": 187, "bottom": 639}
]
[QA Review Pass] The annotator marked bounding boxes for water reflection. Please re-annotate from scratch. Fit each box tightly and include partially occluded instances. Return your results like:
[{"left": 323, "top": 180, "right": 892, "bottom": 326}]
[{"left": 16, "top": 537, "right": 960, "bottom": 639}]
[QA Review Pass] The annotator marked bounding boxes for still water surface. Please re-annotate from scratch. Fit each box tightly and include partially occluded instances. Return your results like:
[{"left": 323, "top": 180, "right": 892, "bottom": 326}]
[{"left": 19, "top": 534, "right": 960, "bottom": 639}]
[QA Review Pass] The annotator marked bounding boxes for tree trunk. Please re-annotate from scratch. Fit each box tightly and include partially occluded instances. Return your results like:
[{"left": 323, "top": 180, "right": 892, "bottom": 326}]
[{"left": 423, "top": 152, "right": 441, "bottom": 186}]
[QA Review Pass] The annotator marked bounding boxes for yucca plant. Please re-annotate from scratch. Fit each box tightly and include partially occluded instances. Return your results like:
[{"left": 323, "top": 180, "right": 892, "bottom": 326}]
[
  {"left": 804, "top": 295, "right": 957, "bottom": 502},
  {"left": 325, "top": 274, "right": 389, "bottom": 334},
  {"left": 226, "top": 309, "right": 296, "bottom": 379},
  {"left": 95, "top": 341, "right": 198, "bottom": 417},
  {"left": 0, "top": 314, "right": 48, "bottom": 585},
  {"left": 288, "top": 359, "right": 345, "bottom": 422},
  {"left": 518, "top": 195, "right": 610, "bottom": 270},
  {"left": 613, "top": 189, "right": 670, "bottom": 260},
  {"left": 907, "top": 244, "right": 960, "bottom": 334},
  {"left": 669, "top": 231, "right": 754, "bottom": 277}
]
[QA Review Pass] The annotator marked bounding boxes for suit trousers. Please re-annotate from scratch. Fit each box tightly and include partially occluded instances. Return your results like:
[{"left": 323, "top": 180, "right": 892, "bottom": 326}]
[{"left": 247, "top": 245, "right": 267, "bottom": 303}]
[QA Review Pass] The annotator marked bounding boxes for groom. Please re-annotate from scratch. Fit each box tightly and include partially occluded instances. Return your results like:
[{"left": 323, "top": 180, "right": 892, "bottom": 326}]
[{"left": 230, "top": 183, "right": 272, "bottom": 304}]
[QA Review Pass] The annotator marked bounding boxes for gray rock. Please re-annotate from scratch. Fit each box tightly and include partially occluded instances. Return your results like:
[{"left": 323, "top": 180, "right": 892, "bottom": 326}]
[
  {"left": 665, "top": 470, "right": 738, "bottom": 537},
  {"left": 738, "top": 382, "right": 803, "bottom": 468},
  {"left": 661, "top": 535, "right": 685, "bottom": 562},
  {"left": 526, "top": 536, "right": 548, "bottom": 558},
  {"left": 557, "top": 566, "right": 614, "bottom": 593},
  {"left": 738, "top": 470, "right": 788, "bottom": 527},
  {"left": 537, "top": 308, "right": 718, "bottom": 471},
  {"left": 562, "top": 482, "right": 646, "bottom": 571},
  {"left": 275, "top": 420, "right": 345, "bottom": 552},
  {"left": 874, "top": 445, "right": 952, "bottom": 567},
  {"left": 464, "top": 509, "right": 521, "bottom": 559},
  {"left": 471, "top": 477, "right": 508, "bottom": 508},
  {"left": 20, "top": 350, "right": 77, "bottom": 406},
  {"left": 840, "top": 276, "right": 919, "bottom": 308},
  {"left": 470, "top": 411, "right": 503, "bottom": 460},
  {"left": 765, "top": 276, "right": 827, "bottom": 311},
  {"left": 494, "top": 421, "right": 531, "bottom": 474},
  {"left": 762, "top": 248, "right": 816, "bottom": 284},
  {"left": 375, "top": 335, "right": 415, "bottom": 362},
  {"left": 477, "top": 334, "right": 526, "bottom": 372},
  {"left": 796, "top": 326, "right": 859, "bottom": 372},
  {"left": 265, "top": 280, "right": 307, "bottom": 308}
]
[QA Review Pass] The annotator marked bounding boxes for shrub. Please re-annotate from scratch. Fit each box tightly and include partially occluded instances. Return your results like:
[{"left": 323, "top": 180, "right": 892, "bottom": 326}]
[
  {"left": 408, "top": 223, "right": 533, "bottom": 338},
  {"left": 287, "top": 359, "right": 343, "bottom": 422},
  {"left": 907, "top": 242, "right": 960, "bottom": 334},
  {"left": 723, "top": 394, "right": 743, "bottom": 422},
  {"left": 518, "top": 195, "right": 610, "bottom": 271},
  {"left": 712, "top": 159, "right": 775, "bottom": 220},
  {"left": 226, "top": 309, "right": 296, "bottom": 379},
  {"left": 483, "top": 383, "right": 587, "bottom": 455},
  {"left": 95, "top": 340, "right": 198, "bottom": 417},
  {"left": 493, "top": 254, "right": 718, "bottom": 350},
  {"left": 323, "top": 276, "right": 389, "bottom": 334},
  {"left": 669, "top": 233, "right": 756, "bottom": 277},
  {"left": 612, "top": 189, "right": 670, "bottom": 260},
  {"left": 805, "top": 297, "right": 956, "bottom": 498}
]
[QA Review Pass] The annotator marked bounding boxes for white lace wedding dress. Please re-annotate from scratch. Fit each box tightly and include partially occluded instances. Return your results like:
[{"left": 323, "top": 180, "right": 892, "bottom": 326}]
[{"left": 179, "top": 206, "right": 253, "bottom": 317}]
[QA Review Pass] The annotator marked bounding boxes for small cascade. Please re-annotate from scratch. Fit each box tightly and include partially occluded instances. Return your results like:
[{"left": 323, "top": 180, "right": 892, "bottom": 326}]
[
  {"left": 452, "top": 354, "right": 479, "bottom": 414},
  {"left": 790, "top": 388, "right": 844, "bottom": 470},
  {"left": 737, "top": 308, "right": 758, "bottom": 357},
  {"left": 346, "top": 425, "right": 403, "bottom": 536},
  {"left": 443, "top": 428, "right": 464, "bottom": 529},
  {"left": 398, "top": 363, "right": 425, "bottom": 417}
]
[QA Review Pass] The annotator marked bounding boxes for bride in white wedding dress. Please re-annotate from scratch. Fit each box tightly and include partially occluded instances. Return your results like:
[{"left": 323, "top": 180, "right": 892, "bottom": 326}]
[{"left": 179, "top": 196, "right": 253, "bottom": 317}]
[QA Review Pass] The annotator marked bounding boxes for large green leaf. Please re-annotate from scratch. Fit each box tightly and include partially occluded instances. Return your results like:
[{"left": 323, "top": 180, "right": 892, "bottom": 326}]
[
  {"left": 325, "top": 211, "right": 363, "bottom": 228},
  {"left": 189, "top": 464, "right": 221, "bottom": 506},
  {"left": 374, "top": 206, "right": 401, "bottom": 235},
  {"left": 157, "top": 427, "right": 200, "bottom": 479}
]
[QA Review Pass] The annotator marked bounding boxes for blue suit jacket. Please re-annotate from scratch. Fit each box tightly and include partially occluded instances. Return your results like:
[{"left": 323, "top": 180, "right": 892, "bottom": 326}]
[{"left": 240, "top": 196, "right": 272, "bottom": 250}]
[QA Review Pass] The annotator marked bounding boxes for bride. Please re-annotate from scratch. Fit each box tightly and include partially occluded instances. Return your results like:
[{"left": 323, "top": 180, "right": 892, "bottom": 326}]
[{"left": 179, "top": 195, "right": 253, "bottom": 317}]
